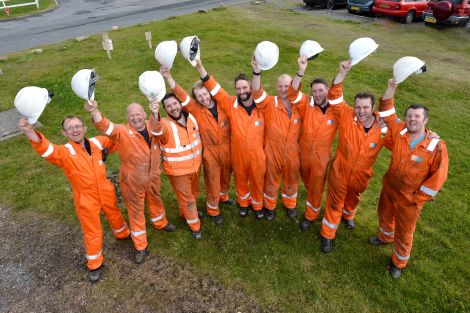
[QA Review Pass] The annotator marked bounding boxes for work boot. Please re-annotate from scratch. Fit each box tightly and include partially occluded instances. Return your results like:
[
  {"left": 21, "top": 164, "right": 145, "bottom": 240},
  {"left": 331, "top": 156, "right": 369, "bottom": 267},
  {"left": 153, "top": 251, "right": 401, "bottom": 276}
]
[
  {"left": 192, "top": 230, "right": 202, "bottom": 240},
  {"left": 342, "top": 218, "right": 356, "bottom": 229},
  {"left": 212, "top": 214, "right": 224, "bottom": 225},
  {"left": 320, "top": 236, "right": 333, "bottom": 253},
  {"left": 286, "top": 208, "right": 297, "bottom": 219},
  {"left": 388, "top": 261, "right": 403, "bottom": 279},
  {"left": 134, "top": 247, "right": 148, "bottom": 264},
  {"left": 89, "top": 267, "right": 102, "bottom": 283},
  {"left": 368, "top": 236, "right": 388, "bottom": 246},
  {"left": 299, "top": 218, "right": 312, "bottom": 231},
  {"left": 263, "top": 208, "right": 275, "bottom": 221},
  {"left": 220, "top": 198, "right": 236, "bottom": 206},
  {"left": 162, "top": 223, "right": 177, "bottom": 232},
  {"left": 254, "top": 209, "right": 264, "bottom": 220},
  {"left": 239, "top": 206, "right": 249, "bottom": 217}
]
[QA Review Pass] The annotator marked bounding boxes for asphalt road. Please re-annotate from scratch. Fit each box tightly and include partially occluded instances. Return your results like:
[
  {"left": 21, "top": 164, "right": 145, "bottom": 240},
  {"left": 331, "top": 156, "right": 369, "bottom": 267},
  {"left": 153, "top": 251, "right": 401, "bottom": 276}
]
[{"left": 0, "top": 0, "right": 247, "bottom": 55}]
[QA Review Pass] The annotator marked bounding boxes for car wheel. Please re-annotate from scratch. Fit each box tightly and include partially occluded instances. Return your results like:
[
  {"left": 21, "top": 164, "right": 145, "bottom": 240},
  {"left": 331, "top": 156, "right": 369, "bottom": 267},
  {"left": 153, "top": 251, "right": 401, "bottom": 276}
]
[
  {"left": 325, "top": 0, "right": 336, "bottom": 10},
  {"left": 348, "top": 9, "right": 355, "bottom": 14},
  {"left": 403, "top": 10, "right": 415, "bottom": 24}
]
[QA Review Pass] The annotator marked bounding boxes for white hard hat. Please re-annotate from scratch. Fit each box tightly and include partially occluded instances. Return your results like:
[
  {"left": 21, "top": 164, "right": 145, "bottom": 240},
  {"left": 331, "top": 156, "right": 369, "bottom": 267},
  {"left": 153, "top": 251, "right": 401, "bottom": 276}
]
[
  {"left": 71, "top": 69, "right": 99, "bottom": 100},
  {"left": 14, "top": 86, "right": 51, "bottom": 124},
  {"left": 179, "top": 36, "right": 200, "bottom": 67},
  {"left": 299, "top": 40, "right": 324, "bottom": 60},
  {"left": 254, "top": 41, "right": 279, "bottom": 71},
  {"left": 393, "top": 56, "right": 426, "bottom": 84},
  {"left": 155, "top": 40, "right": 178, "bottom": 69},
  {"left": 349, "top": 37, "right": 379, "bottom": 66},
  {"left": 139, "top": 71, "right": 166, "bottom": 101}
]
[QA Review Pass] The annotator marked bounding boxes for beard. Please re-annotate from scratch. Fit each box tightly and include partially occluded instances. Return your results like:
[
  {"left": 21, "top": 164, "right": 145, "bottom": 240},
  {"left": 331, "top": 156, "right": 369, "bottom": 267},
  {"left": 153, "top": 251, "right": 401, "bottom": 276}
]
[
  {"left": 168, "top": 110, "right": 183, "bottom": 121},
  {"left": 238, "top": 91, "right": 251, "bottom": 102}
]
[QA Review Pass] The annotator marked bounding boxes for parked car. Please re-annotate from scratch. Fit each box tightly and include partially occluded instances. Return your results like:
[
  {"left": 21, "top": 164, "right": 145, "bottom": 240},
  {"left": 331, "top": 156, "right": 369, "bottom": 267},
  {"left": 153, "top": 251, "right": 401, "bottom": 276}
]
[
  {"left": 424, "top": 0, "right": 470, "bottom": 27},
  {"left": 304, "top": 0, "right": 348, "bottom": 9},
  {"left": 372, "top": 0, "right": 429, "bottom": 23},
  {"left": 347, "top": 0, "right": 375, "bottom": 15}
]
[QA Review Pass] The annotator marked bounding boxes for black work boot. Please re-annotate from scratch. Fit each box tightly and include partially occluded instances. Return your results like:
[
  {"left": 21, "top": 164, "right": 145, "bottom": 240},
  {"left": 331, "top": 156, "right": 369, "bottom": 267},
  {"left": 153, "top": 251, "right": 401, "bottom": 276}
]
[
  {"left": 239, "top": 206, "right": 249, "bottom": 217},
  {"left": 342, "top": 218, "right": 356, "bottom": 229},
  {"left": 286, "top": 208, "right": 297, "bottom": 219},
  {"left": 264, "top": 208, "right": 275, "bottom": 221},
  {"left": 220, "top": 198, "right": 236, "bottom": 206},
  {"left": 299, "top": 218, "right": 312, "bottom": 231},
  {"left": 368, "top": 236, "right": 388, "bottom": 246},
  {"left": 192, "top": 230, "right": 202, "bottom": 240},
  {"left": 212, "top": 214, "right": 224, "bottom": 225},
  {"left": 388, "top": 261, "right": 403, "bottom": 279},
  {"left": 134, "top": 247, "right": 148, "bottom": 264},
  {"left": 254, "top": 209, "right": 264, "bottom": 220},
  {"left": 89, "top": 266, "right": 102, "bottom": 283},
  {"left": 162, "top": 223, "right": 177, "bottom": 232},
  {"left": 320, "top": 236, "right": 333, "bottom": 253}
]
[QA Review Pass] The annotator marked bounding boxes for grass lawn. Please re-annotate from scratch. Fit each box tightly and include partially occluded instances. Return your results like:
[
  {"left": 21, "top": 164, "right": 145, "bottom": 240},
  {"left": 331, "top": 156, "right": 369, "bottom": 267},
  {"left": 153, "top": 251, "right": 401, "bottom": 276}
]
[
  {"left": 0, "top": 2, "right": 469, "bottom": 312},
  {"left": 0, "top": 0, "right": 56, "bottom": 20}
]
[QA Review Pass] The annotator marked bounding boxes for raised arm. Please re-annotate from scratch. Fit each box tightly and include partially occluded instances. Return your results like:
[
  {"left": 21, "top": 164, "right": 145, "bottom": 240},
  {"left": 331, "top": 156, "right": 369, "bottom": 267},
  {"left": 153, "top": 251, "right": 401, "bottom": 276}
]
[
  {"left": 292, "top": 56, "right": 308, "bottom": 90},
  {"left": 333, "top": 60, "right": 352, "bottom": 85},
  {"left": 84, "top": 100, "right": 122, "bottom": 143},
  {"left": 251, "top": 53, "right": 261, "bottom": 92}
]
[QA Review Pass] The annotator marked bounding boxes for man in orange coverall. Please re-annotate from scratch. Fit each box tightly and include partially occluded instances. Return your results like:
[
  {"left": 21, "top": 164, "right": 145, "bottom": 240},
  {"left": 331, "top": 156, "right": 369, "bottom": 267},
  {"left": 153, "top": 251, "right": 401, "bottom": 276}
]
[
  {"left": 85, "top": 100, "right": 176, "bottom": 264},
  {"left": 193, "top": 58, "right": 266, "bottom": 219},
  {"left": 18, "top": 116, "right": 130, "bottom": 283},
  {"left": 251, "top": 57, "right": 301, "bottom": 221},
  {"left": 148, "top": 95, "right": 203, "bottom": 239},
  {"left": 319, "top": 60, "right": 390, "bottom": 253},
  {"left": 369, "top": 79, "right": 448, "bottom": 279},
  {"left": 287, "top": 56, "right": 339, "bottom": 230},
  {"left": 159, "top": 66, "right": 235, "bottom": 225}
]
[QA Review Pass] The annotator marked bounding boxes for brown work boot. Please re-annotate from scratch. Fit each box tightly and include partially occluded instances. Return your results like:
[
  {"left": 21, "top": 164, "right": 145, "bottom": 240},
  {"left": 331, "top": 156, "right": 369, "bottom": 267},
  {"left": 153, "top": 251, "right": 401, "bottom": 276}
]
[{"left": 134, "top": 247, "right": 148, "bottom": 264}]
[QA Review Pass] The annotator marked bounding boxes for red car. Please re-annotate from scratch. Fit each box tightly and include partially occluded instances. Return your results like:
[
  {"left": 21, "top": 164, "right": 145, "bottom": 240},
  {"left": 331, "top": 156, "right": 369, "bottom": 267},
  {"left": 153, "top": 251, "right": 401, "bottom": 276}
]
[
  {"left": 424, "top": 0, "right": 470, "bottom": 27},
  {"left": 372, "top": 0, "right": 429, "bottom": 23}
]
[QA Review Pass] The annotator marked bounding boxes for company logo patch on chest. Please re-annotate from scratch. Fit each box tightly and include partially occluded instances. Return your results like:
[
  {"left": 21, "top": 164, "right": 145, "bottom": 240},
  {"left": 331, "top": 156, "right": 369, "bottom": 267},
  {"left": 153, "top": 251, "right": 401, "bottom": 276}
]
[
  {"left": 255, "top": 120, "right": 262, "bottom": 126},
  {"left": 98, "top": 160, "right": 103, "bottom": 166},
  {"left": 369, "top": 142, "right": 377, "bottom": 148},
  {"left": 294, "top": 118, "right": 300, "bottom": 124},
  {"left": 221, "top": 120, "right": 228, "bottom": 127},
  {"left": 411, "top": 155, "right": 423, "bottom": 163},
  {"left": 327, "top": 120, "right": 334, "bottom": 125}
]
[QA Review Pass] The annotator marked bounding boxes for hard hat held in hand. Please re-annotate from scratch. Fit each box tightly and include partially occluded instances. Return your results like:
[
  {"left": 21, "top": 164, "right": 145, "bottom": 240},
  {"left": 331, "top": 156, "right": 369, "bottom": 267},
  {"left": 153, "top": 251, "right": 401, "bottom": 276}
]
[
  {"left": 180, "top": 36, "right": 200, "bottom": 67},
  {"left": 71, "top": 69, "right": 99, "bottom": 100},
  {"left": 393, "top": 56, "right": 426, "bottom": 84},
  {"left": 14, "top": 86, "right": 52, "bottom": 124},
  {"left": 139, "top": 71, "right": 166, "bottom": 101},
  {"left": 155, "top": 40, "right": 178, "bottom": 69},
  {"left": 349, "top": 37, "right": 379, "bottom": 66},
  {"left": 255, "top": 41, "right": 279, "bottom": 71},
  {"left": 299, "top": 40, "right": 324, "bottom": 61}
]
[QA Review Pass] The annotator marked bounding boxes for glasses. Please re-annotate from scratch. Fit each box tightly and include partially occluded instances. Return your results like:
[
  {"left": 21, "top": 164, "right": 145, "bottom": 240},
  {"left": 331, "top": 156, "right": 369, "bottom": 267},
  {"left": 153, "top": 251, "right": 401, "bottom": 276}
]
[{"left": 64, "top": 125, "right": 84, "bottom": 133}]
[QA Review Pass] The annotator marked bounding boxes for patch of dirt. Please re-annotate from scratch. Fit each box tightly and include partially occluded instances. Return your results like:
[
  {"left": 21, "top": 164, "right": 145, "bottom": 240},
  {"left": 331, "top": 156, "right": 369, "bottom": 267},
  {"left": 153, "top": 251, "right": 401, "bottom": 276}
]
[{"left": 0, "top": 207, "right": 269, "bottom": 313}]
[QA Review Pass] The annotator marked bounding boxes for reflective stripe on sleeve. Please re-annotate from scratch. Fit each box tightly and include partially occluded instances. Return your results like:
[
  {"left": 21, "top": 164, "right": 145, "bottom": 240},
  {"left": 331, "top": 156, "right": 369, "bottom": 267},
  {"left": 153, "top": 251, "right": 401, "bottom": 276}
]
[
  {"left": 86, "top": 250, "right": 102, "bottom": 260},
  {"left": 210, "top": 83, "right": 221, "bottom": 96},
  {"left": 105, "top": 122, "right": 114, "bottom": 135},
  {"left": 150, "top": 213, "right": 165, "bottom": 222},
  {"left": 379, "top": 107, "right": 396, "bottom": 118},
  {"left": 41, "top": 143, "right": 54, "bottom": 158},
  {"left": 292, "top": 91, "right": 303, "bottom": 104},
  {"left": 306, "top": 201, "right": 321, "bottom": 212},
  {"left": 322, "top": 218, "right": 338, "bottom": 229},
  {"left": 150, "top": 130, "right": 163, "bottom": 136},
  {"left": 254, "top": 91, "right": 267, "bottom": 104},
  {"left": 393, "top": 248, "right": 410, "bottom": 261},
  {"left": 328, "top": 95, "right": 343, "bottom": 105},
  {"left": 420, "top": 185, "right": 438, "bottom": 197},
  {"left": 181, "top": 95, "right": 191, "bottom": 106}
]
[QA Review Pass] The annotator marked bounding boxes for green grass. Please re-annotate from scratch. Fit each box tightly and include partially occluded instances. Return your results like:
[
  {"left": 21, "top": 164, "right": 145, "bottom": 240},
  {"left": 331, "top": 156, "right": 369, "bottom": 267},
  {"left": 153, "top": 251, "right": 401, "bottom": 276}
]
[
  {"left": 1, "top": 3, "right": 470, "bottom": 312},
  {"left": 0, "top": 0, "right": 56, "bottom": 20}
]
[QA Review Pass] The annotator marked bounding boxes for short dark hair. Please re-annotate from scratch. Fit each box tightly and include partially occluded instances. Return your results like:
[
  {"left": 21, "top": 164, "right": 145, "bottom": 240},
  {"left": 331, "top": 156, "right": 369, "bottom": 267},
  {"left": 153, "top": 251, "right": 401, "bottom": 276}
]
[
  {"left": 355, "top": 92, "right": 375, "bottom": 108},
  {"left": 234, "top": 74, "right": 250, "bottom": 86},
  {"left": 405, "top": 103, "right": 429, "bottom": 118},
  {"left": 310, "top": 78, "right": 328, "bottom": 89},
  {"left": 61, "top": 115, "right": 85, "bottom": 130},
  {"left": 161, "top": 93, "right": 179, "bottom": 106}
]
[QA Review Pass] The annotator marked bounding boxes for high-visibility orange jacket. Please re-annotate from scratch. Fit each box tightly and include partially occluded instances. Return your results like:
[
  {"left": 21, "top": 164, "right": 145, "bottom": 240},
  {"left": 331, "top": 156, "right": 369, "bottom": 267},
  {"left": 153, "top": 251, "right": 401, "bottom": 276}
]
[
  {"left": 203, "top": 75, "right": 266, "bottom": 210},
  {"left": 30, "top": 131, "right": 130, "bottom": 270},
  {"left": 150, "top": 113, "right": 202, "bottom": 231},
  {"left": 288, "top": 84, "right": 338, "bottom": 220},
  {"left": 95, "top": 116, "right": 168, "bottom": 251},
  {"left": 321, "top": 82, "right": 391, "bottom": 240},
  {"left": 172, "top": 83, "right": 231, "bottom": 216},
  {"left": 377, "top": 97, "right": 448, "bottom": 268},
  {"left": 252, "top": 85, "right": 301, "bottom": 210}
]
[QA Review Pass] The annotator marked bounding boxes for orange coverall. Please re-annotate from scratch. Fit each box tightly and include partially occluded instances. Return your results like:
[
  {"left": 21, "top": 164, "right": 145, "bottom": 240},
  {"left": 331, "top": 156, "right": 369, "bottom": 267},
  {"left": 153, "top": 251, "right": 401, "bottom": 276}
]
[
  {"left": 288, "top": 84, "right": 338, "bottom": 220},
  {"left": 150, "top": 112, "right": 202, "bottom": 232},
  {"left": 95, "top": 116, "right": 168, "bottom": 251},
  {"left": 377, "top": 97, "right": 448, "bottom": 268},
  {"left": 321, "top": 82, "right": 390, "bottom": 240},
  {"left": 172, "top": 83, "right": 231, "bottom": 217},
  {"left": 204, "top": 75, "right": 266, "bottom": 211},
  {"left": 30, "top": 132, "right": 130, "bottom": 270},
  {"left": 252, "top": 86, "right": 301, "bottom": 211}
]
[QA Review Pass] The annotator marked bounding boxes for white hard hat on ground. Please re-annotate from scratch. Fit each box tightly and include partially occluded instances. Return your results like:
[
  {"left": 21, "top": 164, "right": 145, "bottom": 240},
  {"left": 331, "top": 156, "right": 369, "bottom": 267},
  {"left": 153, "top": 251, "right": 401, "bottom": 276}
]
[
  {"left": 254, "top": 41, "right": 279, "bottom": 71},
  {"left": 139, "top": 71, "right": 166, "bottom": 101},
  {"left": 14, "top": 86, "right": 51, "bottom": 124},
  {"left": 349, "top": 37, "right": 379, "bottom": 66},
  {"left": 299, "top": 40, "right": 324, "bottom": 60},
  {"left": 393, "top": 56, "right": 426, "bottom": 84},
  {"left": 155, "top": 40, "right": 178, "bottom": 69},
  {"left": 71, "top": 69, "right": 99, "bottom": 100},
  {"left": 179, "top": 36, "right": 200, "bottom": 67}
]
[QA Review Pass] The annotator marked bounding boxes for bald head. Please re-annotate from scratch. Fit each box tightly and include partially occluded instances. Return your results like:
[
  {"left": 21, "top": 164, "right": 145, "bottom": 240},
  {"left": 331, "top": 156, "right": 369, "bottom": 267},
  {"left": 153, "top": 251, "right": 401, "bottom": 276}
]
[
  {"left": 126, "top": 103, "right": 146, "bottom": 131},
  {"left": 277, "top": 74, "right": 292, "bottom": 100}
]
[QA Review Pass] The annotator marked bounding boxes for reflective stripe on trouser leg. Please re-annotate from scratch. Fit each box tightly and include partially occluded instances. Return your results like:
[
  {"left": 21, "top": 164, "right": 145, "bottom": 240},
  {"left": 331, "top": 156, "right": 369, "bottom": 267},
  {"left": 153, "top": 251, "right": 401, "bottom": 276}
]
[
  {"left": 206, "top": 201, "right": 220, "bottom": 217},
  {"left": 305, "top": 200, "right": 321, "bottom": 221},
  {"left": 121, "top": 184, "right": 148, "bottom": 251},
  {"left": 263, "top": 192, "right": 277, "bottom": 210},
  {"left": 377, "top": 182, "right": 396, "bottom": 243},
  {"left": 168, "top": 173, "right": 201, "bottom": 232},
  {"left": 99, "top": 185, "right": 130, "bottom": 239},
  {"left": 146, "top": 182, "right": 169, "bottom": 230}
]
